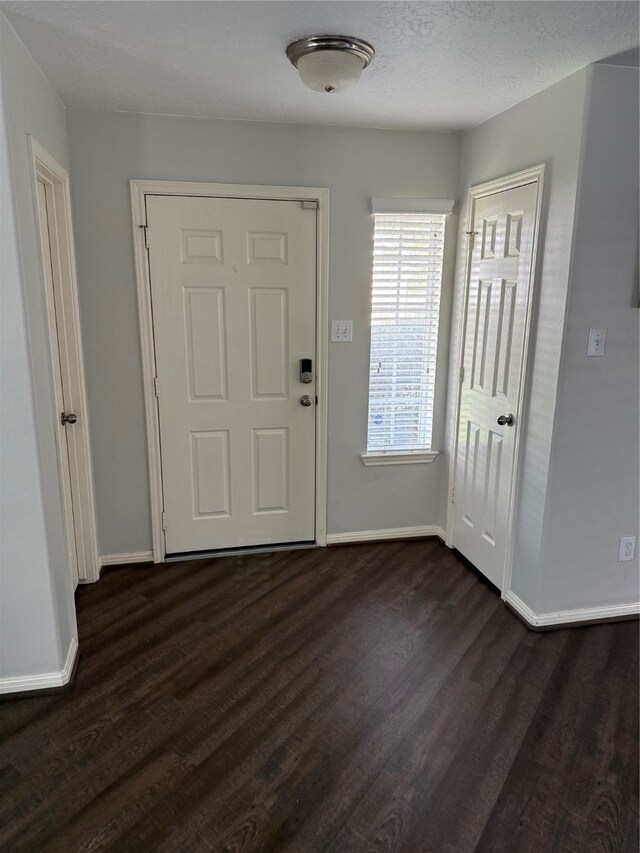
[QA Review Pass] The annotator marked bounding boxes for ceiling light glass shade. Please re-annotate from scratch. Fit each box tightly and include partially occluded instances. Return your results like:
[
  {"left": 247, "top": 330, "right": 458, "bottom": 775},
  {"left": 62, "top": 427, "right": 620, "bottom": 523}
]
[
  {"left": 287, "top": 35, "right": 375, "bottom": 94},
  {"left": 296, "top": 50, "right": 365, "bottom": 93}
]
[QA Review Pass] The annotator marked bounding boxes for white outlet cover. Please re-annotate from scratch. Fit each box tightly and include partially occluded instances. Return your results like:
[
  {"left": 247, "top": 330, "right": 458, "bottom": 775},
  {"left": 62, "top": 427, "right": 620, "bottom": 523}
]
[
  {"left": 587, "top": 327, "right": 606, "bottom": 357},
  {"left": 331, "top": 320, "right": 353, "bottom": 342},
  {"left": 618, "top": 537, "right": 636, "bottom": 562}
]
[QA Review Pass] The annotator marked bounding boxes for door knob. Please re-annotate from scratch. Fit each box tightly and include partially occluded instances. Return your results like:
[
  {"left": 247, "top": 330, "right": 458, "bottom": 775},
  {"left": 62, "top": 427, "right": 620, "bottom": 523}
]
[
  {"left": 497, "top": 413, "right": 514, "bottom": 426},
  {"left": 300, "top": 395, "right": 313, "bottom": 407},
  {"left": 61, "top": 412, "right": 78, "bottom": 425}
]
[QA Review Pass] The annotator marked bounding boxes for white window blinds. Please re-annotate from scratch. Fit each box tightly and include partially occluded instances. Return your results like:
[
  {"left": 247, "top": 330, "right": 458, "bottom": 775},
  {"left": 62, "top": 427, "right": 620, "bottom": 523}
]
[{"left": 366, "top": 210, "right": 447, "bottom": 454}]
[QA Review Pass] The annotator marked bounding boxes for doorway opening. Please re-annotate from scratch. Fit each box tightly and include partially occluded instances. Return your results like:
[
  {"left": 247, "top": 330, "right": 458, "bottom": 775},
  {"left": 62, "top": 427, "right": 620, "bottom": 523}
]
[
  {"left": 131, "top": 181, "right": 329, "bottom": 563},
  {"left": 446, "top": 165, "right": 545, "bottom": 595},
  {"left": 31, "top": 137, "right": 100, "bottom": 585}
]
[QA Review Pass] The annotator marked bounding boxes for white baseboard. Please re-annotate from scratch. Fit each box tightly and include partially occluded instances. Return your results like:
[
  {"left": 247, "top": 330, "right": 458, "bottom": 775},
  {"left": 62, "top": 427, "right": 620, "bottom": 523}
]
[
  {"left": 100, "top": 550, "right": 153, "bottom": 567},
  {"left": 505, "top": 590, "right": 640, "bottom": 629},
  {"left": 326, "top": 525, "right": 446, "bottom": 546},
  {"left": 0, "top": 635, "right": 78, "bottom": 696}
]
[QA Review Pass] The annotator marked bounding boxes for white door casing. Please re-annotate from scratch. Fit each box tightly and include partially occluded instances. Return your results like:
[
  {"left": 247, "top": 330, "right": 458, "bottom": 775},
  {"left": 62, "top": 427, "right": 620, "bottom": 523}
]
[
  {"left": 30, "top": 137, "right": 100, "bottom": 585},
  {"left": 146, "top": 194, "right": 319, "bottom": 554},
  {"left": 449, "top": 168, "right": 544, "bottom": 591},
  {"left": 132, "top": 181, "right": 329, "bottom": 563}
]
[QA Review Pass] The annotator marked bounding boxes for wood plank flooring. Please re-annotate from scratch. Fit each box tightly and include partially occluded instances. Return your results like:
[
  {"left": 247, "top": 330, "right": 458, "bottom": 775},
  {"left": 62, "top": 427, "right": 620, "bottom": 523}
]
[{"left": 1, "top": 540, "right": 638, "bottom": 852}]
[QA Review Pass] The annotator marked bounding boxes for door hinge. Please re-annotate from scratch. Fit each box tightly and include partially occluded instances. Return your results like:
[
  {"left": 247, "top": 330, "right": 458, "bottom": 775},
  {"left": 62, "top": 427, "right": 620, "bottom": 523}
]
[
  {"left": 451, "top": 487, "right": 455, "bottom": 504},
  {"left": 302, "top": 200, "right": 319, "bottom": 210},
  {"left": 161, "top": 511, "right": 166, "bottom": 531},
  {"left": 459, "top": 365, "right": 464, "bottom": 384},
  {"left": 142, "top": 225, "right": 149, "bottom": 249},
  {"left": 154, "top": 376, "right": 159, "bottom": 397}
]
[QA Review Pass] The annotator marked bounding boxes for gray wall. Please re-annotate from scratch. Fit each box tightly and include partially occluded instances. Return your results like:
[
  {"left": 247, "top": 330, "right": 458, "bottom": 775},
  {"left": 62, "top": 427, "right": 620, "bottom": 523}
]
[
  {"left": 66, "top": 111, "right": 460, "bottom": 554},
  {"left": 450, "top": 69, "right": 590, "bottom": 609},
  {"left": 0, "top": 13, "right": 76, "bottom": 680},
  {"left": 538, "top": 65, "right": 640, "bottom": 612}
]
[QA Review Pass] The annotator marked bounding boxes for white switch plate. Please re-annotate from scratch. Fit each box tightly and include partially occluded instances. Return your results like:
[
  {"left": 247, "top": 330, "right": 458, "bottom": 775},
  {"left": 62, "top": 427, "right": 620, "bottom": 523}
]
[
  {"left": 618, "top": 537, "right": 636, "bottom": 562},
  {"left": 331, "top": 320, "right": 353, "bottom": 342},
  {"left": 588, "top": 328, "right": 606, "bottom": 356}
]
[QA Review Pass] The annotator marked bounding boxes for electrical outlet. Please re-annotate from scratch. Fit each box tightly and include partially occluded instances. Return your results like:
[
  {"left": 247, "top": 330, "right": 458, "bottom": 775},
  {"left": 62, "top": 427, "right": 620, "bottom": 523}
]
[
  {"left": 618, "top": 537, "right": 636, "bottom": 562},
  {"left": 331, "top": 320, "right": 353, "bottom": 342}
]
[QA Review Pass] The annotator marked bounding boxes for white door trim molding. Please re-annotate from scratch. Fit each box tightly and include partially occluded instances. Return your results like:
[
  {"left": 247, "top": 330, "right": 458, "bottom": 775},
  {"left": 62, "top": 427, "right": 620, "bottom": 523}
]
[
  {"left": 130, "top": 180, "right": 330, "bottom": 562},
  {"left": 326, "top": 525, "right": 446, "bottom": 545},
  {"left": 30, "top": 136, "right": 100, "bottom": 584},
  {"left": 505, "top": 590, "right": 640, "bottom": 629},
  {"left": 445, "top": 164, "right": 545, "bottom": 596},
  {"left": 0, "top": 636, "right": 78, "bottom": 696}
]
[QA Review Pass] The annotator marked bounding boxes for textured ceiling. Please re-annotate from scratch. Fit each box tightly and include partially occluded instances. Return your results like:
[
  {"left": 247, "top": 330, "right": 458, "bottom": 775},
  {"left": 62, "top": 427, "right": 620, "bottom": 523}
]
[{"left": 2, "top": 1, "right": 638, "bottom": 131}]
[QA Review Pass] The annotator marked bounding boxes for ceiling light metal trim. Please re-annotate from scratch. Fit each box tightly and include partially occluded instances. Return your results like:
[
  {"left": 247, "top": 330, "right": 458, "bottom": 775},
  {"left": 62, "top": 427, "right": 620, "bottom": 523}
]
[{"left": 286, "top": 35, "right": 375, "bottom": 70}]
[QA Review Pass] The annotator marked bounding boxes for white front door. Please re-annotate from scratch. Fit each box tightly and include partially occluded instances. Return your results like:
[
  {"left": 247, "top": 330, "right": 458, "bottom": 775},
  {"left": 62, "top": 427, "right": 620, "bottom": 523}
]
[
  {"left": 147, "top": 195, "right": 317, "bottom": 554},
  {"left": 452, "top": 181, "right": 539, "bottom": 589},
  {"left": 36, "top": 178, "right": 80, "bottom": 588}
]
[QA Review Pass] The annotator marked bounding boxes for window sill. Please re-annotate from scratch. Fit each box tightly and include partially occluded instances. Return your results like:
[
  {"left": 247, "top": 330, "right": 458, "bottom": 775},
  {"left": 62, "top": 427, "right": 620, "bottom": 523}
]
[{"left": 360, "top": 451, "right": 440, "bottom": 467}]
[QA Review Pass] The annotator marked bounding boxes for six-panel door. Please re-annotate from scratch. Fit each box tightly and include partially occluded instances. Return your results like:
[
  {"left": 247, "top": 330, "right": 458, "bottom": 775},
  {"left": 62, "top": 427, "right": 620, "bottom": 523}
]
[
  {"left": 453, "top": 182, "right": 537, "bottom": 589},
  {"left": 147, "top": 196, "right": 316, "bottom": 553}
]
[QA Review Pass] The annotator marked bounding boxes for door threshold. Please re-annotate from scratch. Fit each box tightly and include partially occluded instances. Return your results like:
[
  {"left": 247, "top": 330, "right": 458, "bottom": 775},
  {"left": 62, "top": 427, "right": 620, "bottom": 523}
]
[{"left": 165, "top": 541, "right": 317, "bottom": 562}]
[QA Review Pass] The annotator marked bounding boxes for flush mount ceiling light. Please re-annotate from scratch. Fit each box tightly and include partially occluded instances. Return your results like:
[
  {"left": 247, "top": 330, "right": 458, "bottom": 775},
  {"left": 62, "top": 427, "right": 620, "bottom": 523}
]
[{"left": 286, "top": 35, "right": 375, "bottom": 93}]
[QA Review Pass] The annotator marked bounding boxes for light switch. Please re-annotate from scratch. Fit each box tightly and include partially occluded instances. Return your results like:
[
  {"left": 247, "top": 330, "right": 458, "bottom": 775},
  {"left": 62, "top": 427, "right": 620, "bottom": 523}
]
[
  {"left": 588, "top": 328, "right": 606, "bottom": 357},
  {"left": 331, "top": 320, "right": 353, "bottom": 342}
]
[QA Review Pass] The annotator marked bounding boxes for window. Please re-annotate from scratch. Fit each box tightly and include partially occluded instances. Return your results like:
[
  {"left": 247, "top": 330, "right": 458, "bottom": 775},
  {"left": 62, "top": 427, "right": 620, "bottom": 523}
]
[{"left": 364, "top": 199, "right": 452, "bottom": 464}]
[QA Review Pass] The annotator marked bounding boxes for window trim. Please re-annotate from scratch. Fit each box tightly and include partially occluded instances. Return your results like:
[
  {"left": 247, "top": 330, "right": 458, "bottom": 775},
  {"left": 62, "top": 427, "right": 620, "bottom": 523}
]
[
  {"left": 371, "top": 198, "right": 454, "bottom": 215},
  {"left": 360, "top": 450, "right": 439, "bottom": 466}
]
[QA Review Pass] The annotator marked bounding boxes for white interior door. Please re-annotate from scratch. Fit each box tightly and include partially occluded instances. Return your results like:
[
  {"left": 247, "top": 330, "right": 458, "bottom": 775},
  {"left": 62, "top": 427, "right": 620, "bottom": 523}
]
[
  {"left": 147, "top": 195, "right": 317, "bottom": 554},
  {"left": 452, "top": 181, "right": 538, "bottom": 589},
  {"left": 36, "top": 178, "right": 80, "bottom": 588}
]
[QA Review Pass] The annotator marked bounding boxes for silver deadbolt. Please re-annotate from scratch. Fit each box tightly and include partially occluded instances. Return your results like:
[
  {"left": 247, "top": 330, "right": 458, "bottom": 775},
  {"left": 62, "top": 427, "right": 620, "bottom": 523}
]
[
  {"left": 300, "top": 358, "right": 313, "bottom": 384},
  {"left": 300, "top": 395, "right": 313, "bottom": 407},
  {"left": 61, "top": 412, "right": 78, "bottom": 425},
  {"left": 497, "top": 413, "right": 514, "bottom": 427}
]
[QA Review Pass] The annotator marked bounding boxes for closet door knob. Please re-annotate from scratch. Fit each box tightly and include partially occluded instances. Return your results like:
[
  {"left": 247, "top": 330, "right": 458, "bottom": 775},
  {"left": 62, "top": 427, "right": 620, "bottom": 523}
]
[{"left": 497, "top": 413, "right": 514, "bottom": 427}]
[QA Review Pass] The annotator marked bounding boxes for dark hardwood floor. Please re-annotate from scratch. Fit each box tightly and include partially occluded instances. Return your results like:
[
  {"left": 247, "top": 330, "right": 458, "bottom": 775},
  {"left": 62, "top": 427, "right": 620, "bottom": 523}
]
[{"left": 1, "top": 540, "right": 638, "bottom": 852}]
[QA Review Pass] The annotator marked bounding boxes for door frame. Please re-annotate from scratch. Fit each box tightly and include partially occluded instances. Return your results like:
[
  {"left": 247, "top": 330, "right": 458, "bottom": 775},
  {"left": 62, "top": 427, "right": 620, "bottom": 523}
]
[
  {"left": 130, "top": 180, "right": 330, "bottom": 563},
  {"left": 29, "top": 136, "right": 100, "bottom": 584},
  {"left": 445, "top": 164, "right": 545, "bottom": 596}
]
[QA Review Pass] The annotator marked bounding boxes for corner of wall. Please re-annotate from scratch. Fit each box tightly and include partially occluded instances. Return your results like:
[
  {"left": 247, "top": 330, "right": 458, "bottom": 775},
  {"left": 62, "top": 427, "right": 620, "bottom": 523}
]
[
  {"left": 535, "top": 61, "right": 640, "bottom": 614},
  {"left": 0, "top": 10, "right": 78, "bottom": 687},
  {"left": 527, "top": 65, "right": 594, "bottom": 615}
]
